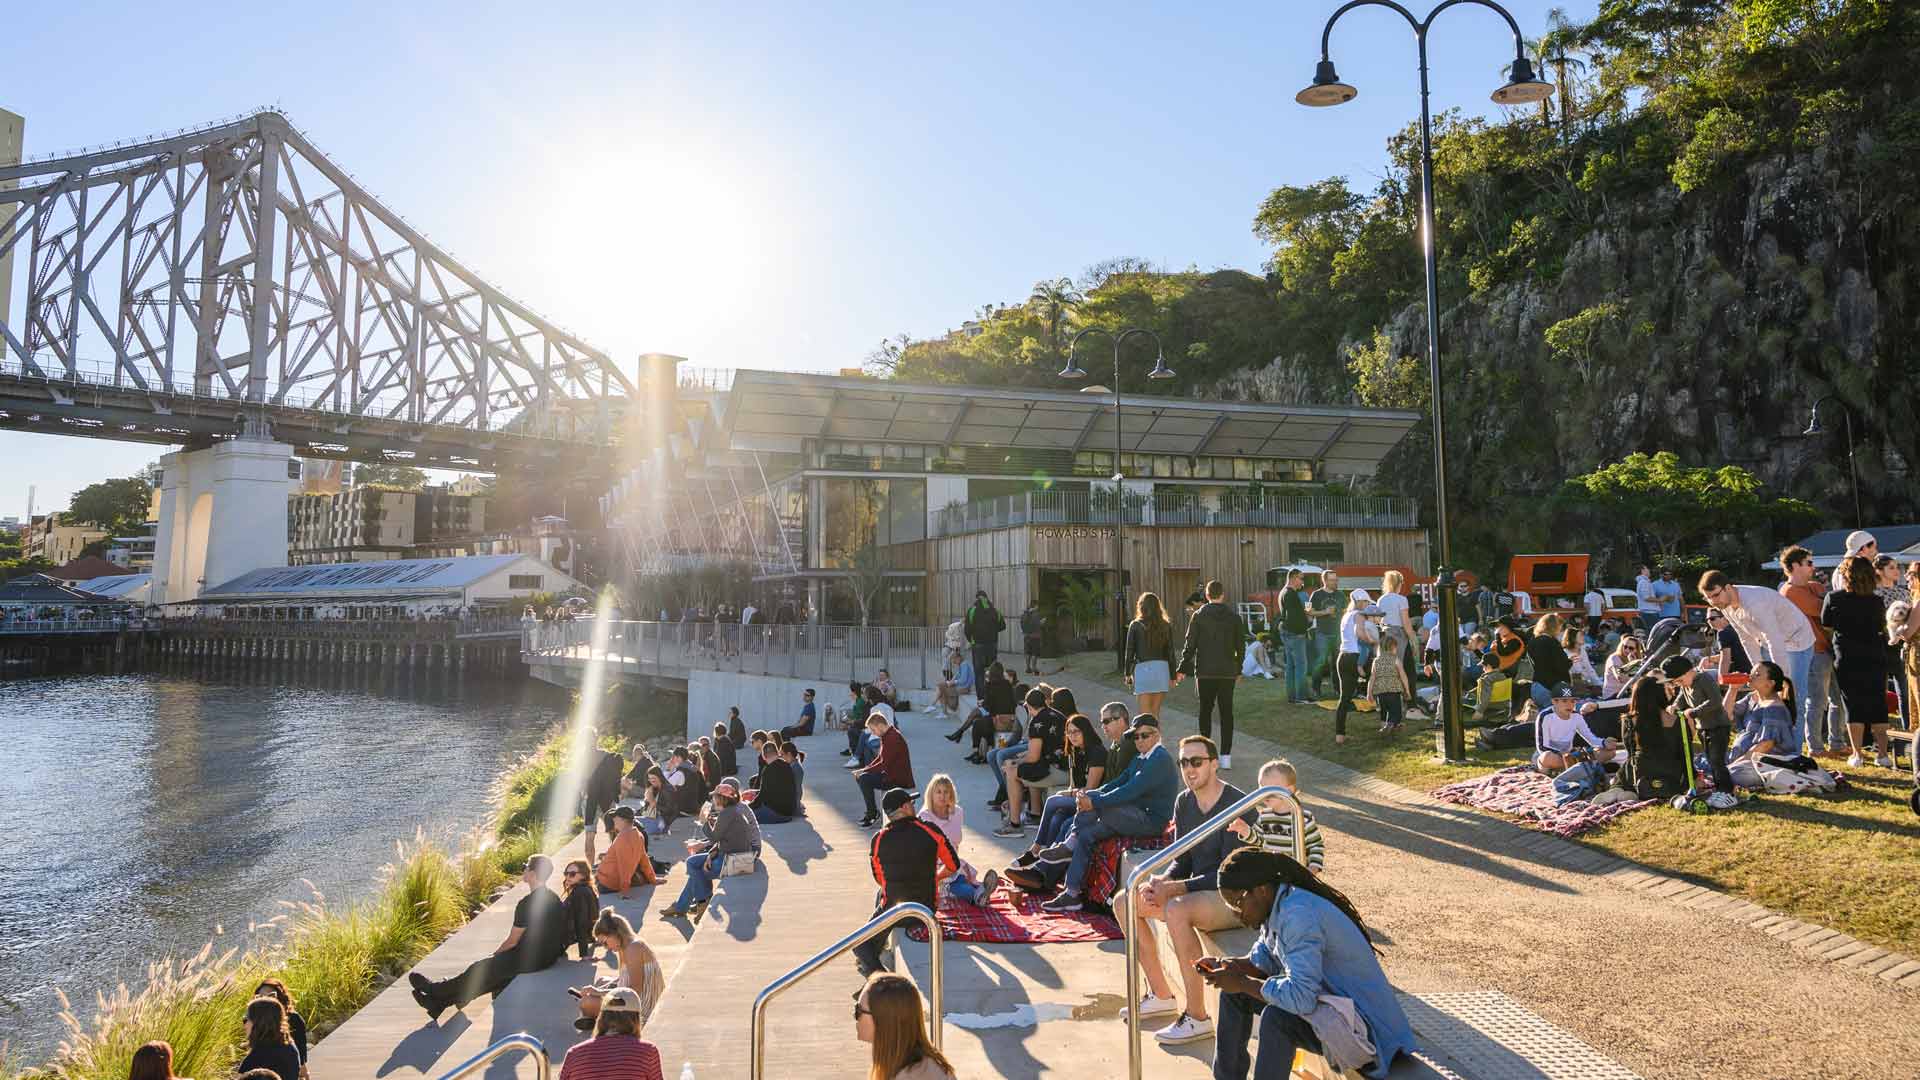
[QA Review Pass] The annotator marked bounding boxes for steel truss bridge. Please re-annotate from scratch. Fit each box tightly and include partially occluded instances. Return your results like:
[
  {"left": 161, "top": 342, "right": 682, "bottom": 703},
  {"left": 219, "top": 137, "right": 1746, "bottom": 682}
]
[{"left": 0, "top": 110, "right": 633, "bottom": 471}]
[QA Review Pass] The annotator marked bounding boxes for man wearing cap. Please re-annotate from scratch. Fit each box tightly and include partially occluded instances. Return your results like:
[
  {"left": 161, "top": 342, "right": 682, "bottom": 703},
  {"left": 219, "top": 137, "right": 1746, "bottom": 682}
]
[
  {"left": 660, "top": 778, "right": 762, "bottom": 921},
  {"left": 593, "top": 806, "right": 656, "bottom": 897},
  {"left": 854, "top": 787, "right": 959, "bottom": 980},
  {"left": 1661, "top": 654, "right": 1738, "bottom": 809},
  {"left": 1043, "top": 713, "right": 1180, "bottom": 913},
  {"left": 1846, "top": 530, "right": 1877, "bottom": 560},
  {"left": 557, "top": 986, "right": 665, "bottom": 1080},
  {"left": 965, "top": 589, "right": 1005, "bottom": 698},
  {"left": 1698, "top": 568, "right": 1816, "bottom": 752},
  {"left": 409, "top": 855, "right": 567, "bottom": 1020},
  {"left": 1533, "top": 684, "right": 1617, "bottom": 775}
]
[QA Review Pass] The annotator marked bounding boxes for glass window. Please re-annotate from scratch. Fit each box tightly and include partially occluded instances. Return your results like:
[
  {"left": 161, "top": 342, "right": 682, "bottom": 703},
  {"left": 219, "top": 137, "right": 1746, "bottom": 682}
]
[
  {"left": 1153, "top": 455, "right": 1173, "bottom": 478},
  {"left": 1172, "top": 456, "right": 1192, "bottom": 478},
  {"left": 1234, "top": 458, "right": 1255, "bottom": 480}
]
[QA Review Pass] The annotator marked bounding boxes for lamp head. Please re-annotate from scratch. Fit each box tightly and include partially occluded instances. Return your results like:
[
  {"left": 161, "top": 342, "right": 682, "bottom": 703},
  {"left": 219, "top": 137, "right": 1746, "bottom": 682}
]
[
  {"left": 1803, "top": 405, "right": 1824, "bottom": 437},
  {"left": 1492, "top": 56, "right": 1554, "bottom": 105},
  {"left": 1058, "top": 361, "right": 1088, "bottom": 379},
  {"left": 1146, "top": 355, "right": 1176, "bottom": 380},
  {"left": 1296, "top": 60, "right": 1357, "bottom": 107}
]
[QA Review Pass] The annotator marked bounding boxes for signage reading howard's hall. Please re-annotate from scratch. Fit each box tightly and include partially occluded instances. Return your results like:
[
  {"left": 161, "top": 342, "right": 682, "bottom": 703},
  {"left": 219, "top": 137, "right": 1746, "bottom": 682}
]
[{"left": 1036, "top": 526, "right": 1118, "bottom": 539}]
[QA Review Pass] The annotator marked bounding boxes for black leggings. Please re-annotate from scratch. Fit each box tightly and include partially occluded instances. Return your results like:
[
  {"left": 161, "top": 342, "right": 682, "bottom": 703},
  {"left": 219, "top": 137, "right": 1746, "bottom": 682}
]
[
  {"left": 1700, "top": 724, "right": 1732, "bottom": 792},
  {"left": 949, "top": 711, "right": 995, "bottom": 752},
  {"left": 1333, "top": 652, "right": 1363, "bottom": 736},
  {"left": 1197, "top": 677, "right": 1237, "bottom": 755}
]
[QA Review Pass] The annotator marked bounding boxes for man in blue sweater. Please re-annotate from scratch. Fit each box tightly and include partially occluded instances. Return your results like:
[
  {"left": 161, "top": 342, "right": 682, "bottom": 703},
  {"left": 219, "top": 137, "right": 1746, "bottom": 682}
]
[{"left": 1042, "top": 714, "right": 1179, "bottom": 913}]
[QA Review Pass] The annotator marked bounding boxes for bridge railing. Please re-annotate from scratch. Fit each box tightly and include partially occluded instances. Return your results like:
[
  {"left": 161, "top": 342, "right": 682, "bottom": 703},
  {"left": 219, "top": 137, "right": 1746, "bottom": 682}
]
[
  {"left": 523, "top": 619, "right": 984, "bottom": 689},
  {"left": 0, "top": 617, "right": 146, "bottom": 635},
  {"left": 151, "top": 616, "right": 528, "bottom": 639}
]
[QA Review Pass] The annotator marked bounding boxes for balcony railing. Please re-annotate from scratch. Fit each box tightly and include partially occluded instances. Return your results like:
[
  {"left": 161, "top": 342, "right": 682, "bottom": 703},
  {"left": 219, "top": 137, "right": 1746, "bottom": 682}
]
[{"left": 928, "top": 489, "right": 1417, "bottom": 537}]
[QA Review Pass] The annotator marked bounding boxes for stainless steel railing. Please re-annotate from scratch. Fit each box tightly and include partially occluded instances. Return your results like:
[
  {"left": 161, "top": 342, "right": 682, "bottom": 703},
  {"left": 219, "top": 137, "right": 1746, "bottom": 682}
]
[
  {"left": 750, "top": 902, "right": 943, "bottom": 1080},
  {"left": 1121, "top": 784, "right": 1305, "bottom": 1080},
  {"left": 431, "top": 1032, "right": 548, "bottom": 1080}
]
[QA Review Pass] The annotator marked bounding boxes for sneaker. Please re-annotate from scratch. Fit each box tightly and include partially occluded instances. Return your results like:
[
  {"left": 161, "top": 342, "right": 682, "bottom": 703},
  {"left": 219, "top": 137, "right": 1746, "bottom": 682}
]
[
  {"left": 1035, "top": 841, "right": 1073, "bottom": 865},
  {"left": 1705, "top": 791, "right": 1740, "bottom": 810},
  {"left": 1002, "top": 866, "right": 1049, "bottom": 893},
  {"left": 844, "top": 758, "right": 862, "bottom": 769},
  {"left": 975, "top": 869, "right": 1000, "bottom": 905},
  {"left": 1847, "top": 751, "right": 1864, "bottom": 768},
  {"left": 992, "top": 819, "right": 1027, "bottom": 837},
  {"left": 986, "top": 798, "right": 1006, "bottom": 812},
  {"left": 1040, "top": 891, "right": 1084, "bottom": 913},
  {"left": 858, "top": 813, "right": 879, "bottom": 828},
  {"left": 1875, "top": 752, "right": 1895, "bottom": 769},
  {"left": 1124, "top": 992, "right": 1179, "bottom": 1022},
  {"left": 1219, "top": 754, "right": 1231, "bottom": 769},
  {"left": 840, "top": 748, "right": 854, "bottom": 757},
  {"left": 1153, "top": 1013, "right": 1216, "bottom": 1044},
  {"left": 1011, "top": 850, "right": 1039, "bottom": 868}
]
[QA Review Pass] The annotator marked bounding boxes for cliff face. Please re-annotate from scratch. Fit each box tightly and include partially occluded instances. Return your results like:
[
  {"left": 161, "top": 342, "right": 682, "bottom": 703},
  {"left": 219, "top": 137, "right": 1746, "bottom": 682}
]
[{"left": 1270, "top": 142, "right": 1919, "bottom": 569}]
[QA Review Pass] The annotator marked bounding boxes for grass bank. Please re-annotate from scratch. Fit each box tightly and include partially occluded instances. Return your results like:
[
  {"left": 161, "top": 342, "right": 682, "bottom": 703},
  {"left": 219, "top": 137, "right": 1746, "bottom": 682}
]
[
  {"left": 1060, "top": 654, "right": 1920, "bottom": 955},
  {"left": 3, "top": 723, "right": 587, "bottom": 1080}
]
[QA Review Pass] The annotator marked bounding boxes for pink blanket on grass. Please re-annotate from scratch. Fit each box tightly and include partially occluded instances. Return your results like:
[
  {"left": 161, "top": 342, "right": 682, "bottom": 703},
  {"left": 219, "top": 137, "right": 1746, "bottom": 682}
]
[{"left": 1431, "top": 766, "right": 1655, "bottom": 837}]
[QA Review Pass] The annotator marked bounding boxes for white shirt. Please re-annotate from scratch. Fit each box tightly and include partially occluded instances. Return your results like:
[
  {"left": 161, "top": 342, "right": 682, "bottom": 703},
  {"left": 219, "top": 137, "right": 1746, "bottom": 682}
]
[
  {"left": 741, "top": 604, "right": 756, "bottom": 624},
  {"left": 1635, "top": 574, "right": 1659, "bottom": 613},
  {"left": 1720, "top": 583, "right": 1815, "bottom": 659},
  {"left": 1376, "top": 591, "right": 1411, "bottom": 632},
  {"left": 1584, "top": 590, "right": 1605, "bottom": 618},
  {"left": 869, "top": 701, "right": 896, "bottom": 726},
  {"left": 1338, "top": 610, "right": 1375, "bottom": 654},
  {"left": 1537, "top": 707, "right": 1607, "bottom": 754}
]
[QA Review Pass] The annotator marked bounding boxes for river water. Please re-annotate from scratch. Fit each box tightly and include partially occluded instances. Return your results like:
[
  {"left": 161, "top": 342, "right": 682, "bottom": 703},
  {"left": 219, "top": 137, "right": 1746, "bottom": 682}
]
[{"left": 0, "top": 672, "right": 569, "bottom": 1060}]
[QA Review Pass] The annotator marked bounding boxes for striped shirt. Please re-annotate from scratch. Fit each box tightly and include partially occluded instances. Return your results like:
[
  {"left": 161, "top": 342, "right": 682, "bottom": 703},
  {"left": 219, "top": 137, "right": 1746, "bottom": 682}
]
[
  {"left": 557, "top": 1036, "right": 664, "bottom": 1080},
  {"left": 1245, "top": 805, "right": 1326, "bottom": 872}
]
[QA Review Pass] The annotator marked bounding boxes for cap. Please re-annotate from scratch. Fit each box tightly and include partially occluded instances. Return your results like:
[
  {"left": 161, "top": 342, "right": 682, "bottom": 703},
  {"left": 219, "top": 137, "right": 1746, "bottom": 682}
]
[
  {"left": 1846, "top": 529, "right": 1876, "bottom": 555},
  {"left": 1125, "top": 713, "right": 1162, "bottom": 735},
  {"left": 713, "top": 778, "right": 740, "bottom": 799},
  {"left": 880, "top": 787, "right": 915, "bottom": 815},
  {"left": 612, "top": 806, "right": 637, "bottom": 821},
  {"left": 1186, "top": 591, "right": 1206, "bottom": 606},
  {"left": 975, "top": 589, "right": 988, "bottom": 599},
  {"left": 1350, "top": 589, "right": 1372, "bottom": 604},
  {"left": 1551, "top": 684, "right": 1577, "bottom": 700},
  {"left": 600, "top": 987, "right": 644, "bottom": 1015},
  {"left": 1659, "top": 655, "right": 1695, "bottom": 680}
]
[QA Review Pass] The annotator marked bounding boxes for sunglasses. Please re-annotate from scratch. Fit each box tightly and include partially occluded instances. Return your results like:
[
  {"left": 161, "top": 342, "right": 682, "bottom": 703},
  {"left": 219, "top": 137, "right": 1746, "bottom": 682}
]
[
  {"left": 563, "top": 869, "right": 583, "bottom": 878},
  {"left": 1130, "top": 730, "right": 1156, "bottom": 740},
  {"left": 852, "top": 1003, "right": 870, "bottom": 1021},
  {"left": 1178, "top": 756, "right": 1214, "bottom": 769}
]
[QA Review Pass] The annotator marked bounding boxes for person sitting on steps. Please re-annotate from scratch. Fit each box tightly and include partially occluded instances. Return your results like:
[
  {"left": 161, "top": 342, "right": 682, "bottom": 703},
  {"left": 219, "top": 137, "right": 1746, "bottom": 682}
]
[
  {"left": 409, "top": 855, "right": 568, "bottom": 1020},
  {"left": 779, "top": 687, "right": 818, "bottom": 740},
  {"left": 854, "top": 789, "right": 958, "bottom": 981},
  {"left": 569, "top": 909, "right": 664, "bottom": 1033},
  {"left": 594, "top": 806, "right": 658, "bottom": 897},
  {"left": 749, "top": 739, "right": 801, "bottom": 824},
  {"left": 556, "top": 987, "right": 664, "bottom": 1080},
  {"left": 560, "top": 858, "right": 599, "bottom": 961},
  {"left": 855, "top": 710, "right": 916, "bottom": 828},
  {"left": 855, "top": 972, "right": 957, "bottom": 1080},
  {"left": 1039, "top": 713, "right": 1179, "bottom": 913},
  {"left": 659, "top": 779, "right": 762, "bottom": 921}
]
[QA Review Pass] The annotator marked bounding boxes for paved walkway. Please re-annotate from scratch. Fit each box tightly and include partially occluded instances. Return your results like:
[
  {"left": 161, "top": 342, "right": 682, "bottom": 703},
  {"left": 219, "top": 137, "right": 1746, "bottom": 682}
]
[{"left": 1041, "top": 669, "right": 1920, "bottom": 1080}]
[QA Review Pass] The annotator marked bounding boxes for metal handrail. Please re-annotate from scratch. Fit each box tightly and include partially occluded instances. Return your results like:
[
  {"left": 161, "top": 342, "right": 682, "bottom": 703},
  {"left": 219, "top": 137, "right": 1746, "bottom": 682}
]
[
  {"left": 1122, "top": 783, "right": 1305, "bottom": 1080},
  {"left": 431, "top": 1032, "right": 548, "bottom": 1080},
  {"left": 750, "top": 901, "right": 943, "bottom": 1080}
]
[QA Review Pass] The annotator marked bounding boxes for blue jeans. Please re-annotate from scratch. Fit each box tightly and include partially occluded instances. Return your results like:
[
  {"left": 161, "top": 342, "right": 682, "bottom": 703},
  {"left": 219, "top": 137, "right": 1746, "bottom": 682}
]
[
  {"left": 1777, "top": 646, "right": 1812, "bottom": 752},
  {"left": 753, "top": 803, "right": 791, "bottom": 825},
  {"left": 639, "top": 816, "right": 670, "bottom": 836},
  {"left": 1035, "top": 791, "right": 1078, "bottom": 847},
  {"left": 1213, "top": 992, "right": 1322, "bottom": 1080},
  {"left": 674, "top": 848, "right": 722, "bottom": 909},
  {"left": 1280, "top": 631, "right": 1310, "bottom": 702},
  {"left": 947, "top": 877, "right": 982, "bottom": 904},
  {"left": 988, "top": 744, "right": 1026, "bottom": 802},
  {"left": 1064, "top": 802, "right": 1158, "bottom": 896},
  {"left": 1530, "top": 680, "right": 1553, "bottom": 711},
  {"left": 1802, "top": 650, "right": 1837, "bottom": 751}
]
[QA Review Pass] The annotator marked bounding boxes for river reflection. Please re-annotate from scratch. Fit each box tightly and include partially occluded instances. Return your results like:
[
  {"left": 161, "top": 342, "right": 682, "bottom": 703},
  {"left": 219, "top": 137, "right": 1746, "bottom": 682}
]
[{"left": 0, "top": 671, "right": 566, "bottom": 1059}]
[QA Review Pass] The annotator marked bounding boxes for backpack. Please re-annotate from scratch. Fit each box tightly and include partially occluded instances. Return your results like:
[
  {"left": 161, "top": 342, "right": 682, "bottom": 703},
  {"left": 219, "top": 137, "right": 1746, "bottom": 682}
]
[{"left": 1552, "top": 760, "right": 1608, "bottom": 804}]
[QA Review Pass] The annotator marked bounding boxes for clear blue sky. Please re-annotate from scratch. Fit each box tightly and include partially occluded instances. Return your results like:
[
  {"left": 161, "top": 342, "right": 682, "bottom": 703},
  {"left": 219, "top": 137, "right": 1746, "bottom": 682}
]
[{"left": 3, "top": 0, "right": 1590, "bottom": 521}]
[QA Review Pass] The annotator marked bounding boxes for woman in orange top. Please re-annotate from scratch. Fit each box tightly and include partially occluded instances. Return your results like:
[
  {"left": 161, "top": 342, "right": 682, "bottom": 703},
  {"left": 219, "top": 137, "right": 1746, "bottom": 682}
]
[{"left": 594, "top": 807, "right": 656, "bottom": 897}]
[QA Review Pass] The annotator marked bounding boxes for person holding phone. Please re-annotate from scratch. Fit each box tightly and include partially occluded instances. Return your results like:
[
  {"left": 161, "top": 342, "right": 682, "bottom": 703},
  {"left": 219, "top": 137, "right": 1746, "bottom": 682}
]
[{"left": 1198, "top": 848, "right": 1416, "bottom": 1080}]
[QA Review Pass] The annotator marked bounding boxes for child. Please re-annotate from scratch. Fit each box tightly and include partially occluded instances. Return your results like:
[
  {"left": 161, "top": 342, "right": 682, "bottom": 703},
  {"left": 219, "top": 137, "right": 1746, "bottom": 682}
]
[
  {"left": 1369, "top": 626, "right": 1411, "bottom": 734},
  {"left": 919, "top": 774, "right": 997, "bottom": 907},
  {"left": 1226, "top": 759, "right": 1326, "bottom": 873}
]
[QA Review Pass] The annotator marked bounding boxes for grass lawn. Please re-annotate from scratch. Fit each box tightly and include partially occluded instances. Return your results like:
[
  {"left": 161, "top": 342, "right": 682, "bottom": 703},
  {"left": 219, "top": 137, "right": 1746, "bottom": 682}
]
[{"left": 1059, "top": 653, "right": 1920, "bottom": 955}]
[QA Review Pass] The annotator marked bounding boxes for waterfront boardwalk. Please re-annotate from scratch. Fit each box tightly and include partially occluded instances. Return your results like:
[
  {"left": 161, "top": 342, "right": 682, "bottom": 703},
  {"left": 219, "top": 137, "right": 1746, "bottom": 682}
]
[{"left": 314, "top": 666, "right": 1918, "bottom": 1079}]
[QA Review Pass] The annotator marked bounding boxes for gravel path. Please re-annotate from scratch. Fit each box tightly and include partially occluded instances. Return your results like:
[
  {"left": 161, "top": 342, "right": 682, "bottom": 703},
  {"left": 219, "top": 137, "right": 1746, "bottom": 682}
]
[{"left": 1045, "top": 671, "right": 1920, "bottom": 1080}]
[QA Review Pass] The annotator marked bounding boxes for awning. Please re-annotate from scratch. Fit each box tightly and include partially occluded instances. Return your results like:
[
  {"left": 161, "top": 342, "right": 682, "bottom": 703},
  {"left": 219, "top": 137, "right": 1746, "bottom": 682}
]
[{"left": 717, "top": 369, "right": 1419, "bottom": 476}]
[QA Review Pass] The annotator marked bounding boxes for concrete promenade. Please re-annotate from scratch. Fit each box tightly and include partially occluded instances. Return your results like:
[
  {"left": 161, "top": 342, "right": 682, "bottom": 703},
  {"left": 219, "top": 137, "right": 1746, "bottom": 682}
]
[{"left": 309, "top": 661, "right": 1917, "bottom": 1079}]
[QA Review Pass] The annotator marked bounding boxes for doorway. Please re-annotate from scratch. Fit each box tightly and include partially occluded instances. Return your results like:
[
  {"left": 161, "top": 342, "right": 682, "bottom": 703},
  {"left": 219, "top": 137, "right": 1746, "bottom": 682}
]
[{"left": 1163, "top": 569, "right": 1203, "bottom": 639}]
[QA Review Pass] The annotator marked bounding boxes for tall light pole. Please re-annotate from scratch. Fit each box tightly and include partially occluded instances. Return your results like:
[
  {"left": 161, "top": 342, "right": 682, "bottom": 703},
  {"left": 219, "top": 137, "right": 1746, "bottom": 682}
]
[
  {"left": 1298, "top": 0, "right": 1552, "bottom": 762},
  {"left": 1061, "top": 327, "right": 1175, "bottom": 671},
  {"left": 1803, "top": 394, "right": 1862, "bottom": 529}
]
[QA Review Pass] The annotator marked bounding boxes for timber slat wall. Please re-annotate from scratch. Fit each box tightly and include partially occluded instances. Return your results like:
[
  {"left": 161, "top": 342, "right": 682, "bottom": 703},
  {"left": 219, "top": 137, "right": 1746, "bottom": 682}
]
[{"left": 927, "top": 524, "right": 1428, "bottom": 627}]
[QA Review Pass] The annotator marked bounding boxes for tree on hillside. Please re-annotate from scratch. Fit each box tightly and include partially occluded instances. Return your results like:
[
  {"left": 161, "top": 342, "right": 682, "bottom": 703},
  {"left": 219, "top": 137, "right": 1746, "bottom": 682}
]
[
  {"left": 354, "top": 464, "right": 427, "bottom": 490},
  {"left": 1028, "top": 278, "right": 1083, "bottom": 361},
  {"left": 1555, "top": 452, "right": 1817, "bottom": 561},
  {"left": 67, "top": 477, "right": 153, "bottom": 535}
]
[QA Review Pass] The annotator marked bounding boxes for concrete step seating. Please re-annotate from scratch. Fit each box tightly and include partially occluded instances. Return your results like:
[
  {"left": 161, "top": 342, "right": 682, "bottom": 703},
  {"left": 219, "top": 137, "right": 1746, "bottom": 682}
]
[{"left": 319, "top": 689, "right": 1637, "bottom": 1079}]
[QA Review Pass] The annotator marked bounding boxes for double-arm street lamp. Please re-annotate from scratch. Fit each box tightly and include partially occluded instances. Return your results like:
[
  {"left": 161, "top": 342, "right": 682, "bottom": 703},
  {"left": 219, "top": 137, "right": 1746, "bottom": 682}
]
[
  {"left": 1803, "top": 395, "right": 1862, "bottom": 529},
  {"left": 1061, "top": 327, "right": 1174, "bottom": 672},
  {"left": 1298, "top": 0, "right": 1553, "bottom": 761}
]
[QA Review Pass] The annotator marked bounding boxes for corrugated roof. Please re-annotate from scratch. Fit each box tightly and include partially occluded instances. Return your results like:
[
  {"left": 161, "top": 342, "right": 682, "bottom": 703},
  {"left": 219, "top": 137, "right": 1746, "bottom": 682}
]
[
  {"left": 0, "top": 574, "right": 117, "bottom": 605},
  {"left": 202, "top": 554, "right": 532, "bottom": 598},
  {"left": 76, "top": 573, "right": 152, "bottom": 599}
]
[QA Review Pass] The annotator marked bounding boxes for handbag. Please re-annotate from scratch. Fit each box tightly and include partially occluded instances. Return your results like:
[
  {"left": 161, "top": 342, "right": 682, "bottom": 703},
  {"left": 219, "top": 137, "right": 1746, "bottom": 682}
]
[{"left": 721, "top": 850, "right": 758, "bottom": 877}]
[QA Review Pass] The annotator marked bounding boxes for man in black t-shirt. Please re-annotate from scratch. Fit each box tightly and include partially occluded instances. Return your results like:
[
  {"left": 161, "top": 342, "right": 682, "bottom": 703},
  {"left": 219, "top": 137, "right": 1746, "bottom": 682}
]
[
  {"left": 995, "top": 688, "right": 1067, "bottom": 837},
  {"left": 409, "top": 855, "right": 567, "bottom": 1019}
]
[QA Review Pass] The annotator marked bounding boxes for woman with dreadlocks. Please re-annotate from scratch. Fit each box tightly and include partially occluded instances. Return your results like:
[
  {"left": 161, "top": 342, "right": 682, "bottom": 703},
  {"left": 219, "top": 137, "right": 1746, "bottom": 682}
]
[{"left": 1197, "top": 848, "right": 1417, "bottom": 1080}]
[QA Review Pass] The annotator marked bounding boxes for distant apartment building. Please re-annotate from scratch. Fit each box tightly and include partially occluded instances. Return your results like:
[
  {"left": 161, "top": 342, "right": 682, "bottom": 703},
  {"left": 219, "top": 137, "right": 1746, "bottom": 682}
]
[
  {"left": 287, "top": 483, "right": 488, "bottom": 565},
  {"left": 24, "top": 514, "right": 110, "bottom": 565},
  {"left": 0, "top": 516, "right": 22, "bottom": 536}
]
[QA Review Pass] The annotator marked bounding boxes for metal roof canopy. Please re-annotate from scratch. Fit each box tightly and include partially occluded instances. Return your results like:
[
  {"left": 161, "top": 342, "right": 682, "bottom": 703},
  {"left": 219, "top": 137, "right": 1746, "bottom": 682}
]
[{"left": 718, "top": 370, "right": 1420, "bottom": 475}]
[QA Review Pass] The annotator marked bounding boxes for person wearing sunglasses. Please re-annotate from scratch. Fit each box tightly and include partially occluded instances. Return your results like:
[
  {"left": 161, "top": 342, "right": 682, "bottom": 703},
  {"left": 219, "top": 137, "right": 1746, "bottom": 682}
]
[
  {"left": 1120, "top": 734, "right": 1254, "bottom": 1046},
  {"left": 853, "top": 972, "right": 955, "bottom": 1080},
  {"left": 559, "top": 858, "right": 599, "bottom": 961},
  {"left": 1199, "top": 848, "right": 1416, "bottom": 1080},
  {"left": 1040, "top": 714, "right": 1178, "bottom": 914}
]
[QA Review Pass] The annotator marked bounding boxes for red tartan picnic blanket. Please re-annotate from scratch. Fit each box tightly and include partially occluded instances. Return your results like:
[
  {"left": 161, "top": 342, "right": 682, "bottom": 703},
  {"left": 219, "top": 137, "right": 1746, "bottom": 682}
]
[
  {"left": 1431, "top": 766, "right": 1655, "bottom": 838},
  {"left": 1085, "top": 824, "right": 1174, "bottom": 907},
  {"left": 905, "top": 889, "right": 1123, "bottom": 944}
]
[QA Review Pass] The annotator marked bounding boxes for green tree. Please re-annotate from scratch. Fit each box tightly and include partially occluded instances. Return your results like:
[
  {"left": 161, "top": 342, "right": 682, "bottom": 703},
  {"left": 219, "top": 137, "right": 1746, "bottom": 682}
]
[
  {"left": 354, "top": 464, "right": 428, "bottom": 490},
  {"left": 1556, "top": 452, "right": 1817, "bottom": 559},
  {"left": 66, "top": 477, "right": 153, "bottom": 535},
  {"left": 1028, "top": 277, "right": 1083, "bottom": 362}
]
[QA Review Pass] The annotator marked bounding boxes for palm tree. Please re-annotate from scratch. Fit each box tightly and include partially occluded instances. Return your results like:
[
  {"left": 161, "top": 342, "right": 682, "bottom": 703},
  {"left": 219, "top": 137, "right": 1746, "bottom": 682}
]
[
  {"left": 1539, "top": 8, "right": 1588, "bottom": 135},
  {"left": 1029, "top": 277, "right": 1083, "bottom": 361}
]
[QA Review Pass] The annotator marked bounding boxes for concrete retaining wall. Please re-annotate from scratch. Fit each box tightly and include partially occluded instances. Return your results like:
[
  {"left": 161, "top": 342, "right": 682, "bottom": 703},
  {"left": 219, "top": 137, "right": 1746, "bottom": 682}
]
[{"left": 686, "top": 669, "right": 835, "bottom": 742}]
